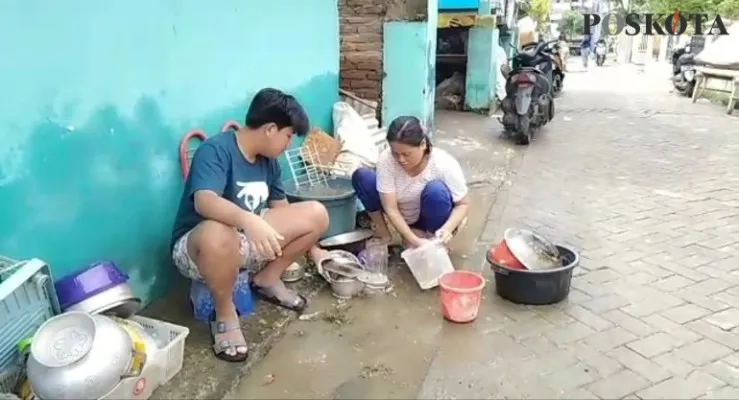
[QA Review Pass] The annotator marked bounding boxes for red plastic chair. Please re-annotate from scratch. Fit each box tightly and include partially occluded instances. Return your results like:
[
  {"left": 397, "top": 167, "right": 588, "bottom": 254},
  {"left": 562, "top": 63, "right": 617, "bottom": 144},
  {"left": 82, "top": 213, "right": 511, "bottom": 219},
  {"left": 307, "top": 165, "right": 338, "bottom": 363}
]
[
  {"left": 179, "top": 129, "right": 208, "bottom": 180},
  {"left": 221, "top": 120, "right": 241, "bottom": 132}
]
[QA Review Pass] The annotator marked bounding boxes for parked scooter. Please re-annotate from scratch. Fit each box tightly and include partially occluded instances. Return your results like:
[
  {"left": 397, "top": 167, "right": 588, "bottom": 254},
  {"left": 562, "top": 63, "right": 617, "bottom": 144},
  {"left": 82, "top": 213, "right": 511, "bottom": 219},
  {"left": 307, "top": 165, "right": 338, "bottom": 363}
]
[
  {"left": 550, "top": 42, "right": 566, "bottom": 95},
  {"left": 595, "top": 39, "right": 607, "bottom": 66},
  {"left": 670, "top": 42, "right": 690, "bottom": 72},
  {"left": 672, "top": 52, "right": 696, "bottom": 96},
  {"left": 499, "top": 39, "right": 557, "bottom": 145}
]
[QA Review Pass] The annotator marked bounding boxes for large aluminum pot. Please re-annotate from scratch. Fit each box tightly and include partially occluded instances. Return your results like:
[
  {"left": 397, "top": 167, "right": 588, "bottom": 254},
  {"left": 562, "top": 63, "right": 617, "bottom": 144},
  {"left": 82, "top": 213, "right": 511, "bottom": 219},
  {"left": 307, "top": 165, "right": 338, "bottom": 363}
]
[
  {"left": 503, "top": 228, "right": 561, "bottom": 271},
  {"left": 26, "top": 312, "right": 146, "bottom": 400}
]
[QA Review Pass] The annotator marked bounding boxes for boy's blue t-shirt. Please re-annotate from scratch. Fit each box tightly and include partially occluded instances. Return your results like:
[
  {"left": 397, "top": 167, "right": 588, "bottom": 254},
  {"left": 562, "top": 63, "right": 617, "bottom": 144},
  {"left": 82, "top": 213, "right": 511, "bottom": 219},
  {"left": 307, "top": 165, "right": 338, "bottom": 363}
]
[{"left": 171, "top": 131, "right": 286, "bottom": 248}]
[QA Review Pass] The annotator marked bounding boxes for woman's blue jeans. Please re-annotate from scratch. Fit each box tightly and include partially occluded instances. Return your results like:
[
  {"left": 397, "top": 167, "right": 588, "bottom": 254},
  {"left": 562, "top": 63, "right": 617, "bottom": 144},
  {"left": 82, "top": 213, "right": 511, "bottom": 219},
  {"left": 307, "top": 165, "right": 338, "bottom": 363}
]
[{"left": 351, "top": 167, "right": 453, "bottom": 233}]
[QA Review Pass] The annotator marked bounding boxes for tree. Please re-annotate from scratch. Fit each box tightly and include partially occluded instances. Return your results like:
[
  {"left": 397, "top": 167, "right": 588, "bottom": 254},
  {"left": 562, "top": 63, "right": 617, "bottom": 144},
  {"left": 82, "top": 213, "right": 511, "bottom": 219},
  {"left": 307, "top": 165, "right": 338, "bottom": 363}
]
[
  {"left": 519, "top": 0, "right": 553, "bottom": 33},
  {"left": 717, "top": 0, "right": 739, "bottom": 18},
  {"left": 637, "top": 0, "right": 739, "bottom": 18},
  {"left": 605, "top": 0, "right": 739, "bottom": 30},
  {"left": 560, "top": 9, "right": 585, "bottom": 39}
]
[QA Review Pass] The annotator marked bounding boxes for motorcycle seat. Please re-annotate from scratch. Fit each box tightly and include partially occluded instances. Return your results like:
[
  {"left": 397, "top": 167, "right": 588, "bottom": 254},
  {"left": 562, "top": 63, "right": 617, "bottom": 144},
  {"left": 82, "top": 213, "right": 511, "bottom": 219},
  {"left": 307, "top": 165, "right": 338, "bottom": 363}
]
[{"left": 517, "top": 52, "right": 537, "bottom": 66}]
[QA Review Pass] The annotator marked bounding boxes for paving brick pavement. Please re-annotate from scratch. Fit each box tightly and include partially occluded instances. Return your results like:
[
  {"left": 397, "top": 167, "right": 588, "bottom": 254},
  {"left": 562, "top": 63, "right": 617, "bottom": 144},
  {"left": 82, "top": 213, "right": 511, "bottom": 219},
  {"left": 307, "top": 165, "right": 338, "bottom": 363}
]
[{"left": 419, "top": 64, "right": 739, "bottom": 399}]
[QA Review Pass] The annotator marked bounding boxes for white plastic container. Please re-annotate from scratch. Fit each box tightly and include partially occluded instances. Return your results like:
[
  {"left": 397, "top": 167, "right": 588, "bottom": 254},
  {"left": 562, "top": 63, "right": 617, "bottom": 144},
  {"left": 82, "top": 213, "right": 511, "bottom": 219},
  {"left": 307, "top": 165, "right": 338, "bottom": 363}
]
[
  {"left": 102, "top": 316, "right": 190, "bottom": 400},
  {"left": 401, "top": 239, "right": 455, "bottom": 290}
]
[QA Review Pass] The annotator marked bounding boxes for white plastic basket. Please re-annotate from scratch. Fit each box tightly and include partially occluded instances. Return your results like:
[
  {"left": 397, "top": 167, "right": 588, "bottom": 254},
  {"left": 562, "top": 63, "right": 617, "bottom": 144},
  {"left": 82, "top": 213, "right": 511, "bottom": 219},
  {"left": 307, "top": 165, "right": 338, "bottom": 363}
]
[{"left": 129, "top": 316, "right": 190, "bottom": 384}]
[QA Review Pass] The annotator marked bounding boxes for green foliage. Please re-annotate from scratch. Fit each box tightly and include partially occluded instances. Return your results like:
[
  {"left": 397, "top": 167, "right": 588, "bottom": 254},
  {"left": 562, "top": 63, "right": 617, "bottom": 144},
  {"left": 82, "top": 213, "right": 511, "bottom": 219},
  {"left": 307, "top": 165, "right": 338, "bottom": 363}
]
[
  {"left": 716, "top": 0, "right": 739, "bottom": 18},
  {"left": 519, "top": 0, "right": 553, "bottom": 32},
  {"left": 560, "top": 9, "right": 585, "bottom": 39},
  {"left": 606, "top": 0, "right": 738, "bottom": 29},
  {"left": 530, "top": 0, "right": 553, "bottom": 32},
  {"left": 637, "top": 0, "right": 739, "bottom": 18}
]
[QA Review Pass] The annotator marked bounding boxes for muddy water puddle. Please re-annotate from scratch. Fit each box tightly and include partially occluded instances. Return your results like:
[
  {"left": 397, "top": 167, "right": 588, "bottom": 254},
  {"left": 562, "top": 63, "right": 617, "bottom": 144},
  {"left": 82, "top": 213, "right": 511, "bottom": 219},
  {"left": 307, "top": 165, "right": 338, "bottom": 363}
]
[
  {"left": 227, "top": 265, "right": 443, "bottom": 400},
  {"left": 229, "top": 179, "right": 497, "bottom": 399}
]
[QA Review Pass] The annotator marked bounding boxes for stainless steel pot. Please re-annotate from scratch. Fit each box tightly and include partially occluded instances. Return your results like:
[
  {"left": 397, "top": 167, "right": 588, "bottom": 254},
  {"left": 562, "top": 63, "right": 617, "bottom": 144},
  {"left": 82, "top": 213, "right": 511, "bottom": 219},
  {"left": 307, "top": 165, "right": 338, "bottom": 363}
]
[
  {"left": 27, "top": 312, "right": 146, "bottom": 400},
  {"left": 329, "top": 277, "right": 365, "bottom": 299},
  {"left": 101, "top": 318, "right": 162, "bottom": 400},
  {"left": 503, "top": 228, "right": 561, "bottom": 271},
  {"left": 281, "top": 262, "right": 305, "bottom": 283},
  {"left": 317, "top": 251, "right": 367, "bottom": 299},
  {"left": 66, "top": 283, "right": 141, "bottom": 318}
]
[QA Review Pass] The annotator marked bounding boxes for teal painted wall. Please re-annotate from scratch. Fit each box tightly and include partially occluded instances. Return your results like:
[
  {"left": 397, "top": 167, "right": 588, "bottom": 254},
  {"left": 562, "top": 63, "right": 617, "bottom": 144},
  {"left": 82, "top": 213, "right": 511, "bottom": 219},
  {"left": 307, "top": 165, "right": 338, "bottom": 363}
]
[
  {"left": 0, "top": 0, "right": 339, "bottom": 304},
  {"left": 464, "top": 0, "right": 499, "bottom": 110},
  {"left": 382, "top": 3, "right": 438, "bottom": 134},
  {"left": 464, "top": 26, "right": 499, "bottom": 110}
]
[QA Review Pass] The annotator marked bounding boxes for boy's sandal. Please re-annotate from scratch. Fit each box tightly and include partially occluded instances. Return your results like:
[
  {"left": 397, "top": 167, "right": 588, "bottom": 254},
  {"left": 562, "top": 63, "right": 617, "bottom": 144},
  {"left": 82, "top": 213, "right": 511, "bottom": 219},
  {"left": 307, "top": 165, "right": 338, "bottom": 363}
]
[
  {"left": 251, "top": 282, "right": 308, "bottom": 314},
  {"left": 210, "top": 319, "right": 249, "bottom": 362}
]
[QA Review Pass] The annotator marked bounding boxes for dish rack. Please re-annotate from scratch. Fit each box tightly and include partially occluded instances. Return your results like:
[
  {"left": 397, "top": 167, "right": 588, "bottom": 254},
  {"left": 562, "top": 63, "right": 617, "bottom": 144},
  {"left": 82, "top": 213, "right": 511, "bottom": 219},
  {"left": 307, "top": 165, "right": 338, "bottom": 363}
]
[
  {"left": 0, "top": 257, "right": 59, "bottom": 393},
  {"left": 285, "top": 144, "right": 331, "bottom": 189},
  {"left": 285, "top": 144, "right": 356, "bottom": 188}
]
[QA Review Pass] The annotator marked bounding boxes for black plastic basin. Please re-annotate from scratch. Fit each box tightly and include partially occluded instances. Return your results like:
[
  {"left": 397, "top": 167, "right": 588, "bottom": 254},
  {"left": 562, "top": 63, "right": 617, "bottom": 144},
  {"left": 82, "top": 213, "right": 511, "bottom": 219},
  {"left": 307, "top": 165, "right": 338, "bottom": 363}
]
[{"left": 487, "top": 244, "right": 579, "bottom": 305}]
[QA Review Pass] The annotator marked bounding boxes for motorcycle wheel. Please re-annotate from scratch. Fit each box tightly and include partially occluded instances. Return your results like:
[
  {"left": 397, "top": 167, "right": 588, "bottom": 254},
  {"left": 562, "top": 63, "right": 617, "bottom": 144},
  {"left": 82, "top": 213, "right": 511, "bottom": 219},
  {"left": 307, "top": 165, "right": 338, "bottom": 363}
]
[
  {"left": 552, "top": 74, "right": 562, "bottom": 95},
  {"left": 548, "top": 96, "right": 555, "bottom": 122},
  {"left": 515, "top": 115, "right": 532, "bottom": 145},
  {"left": 683, "top": 81, "right": 696, "bottom": 97}
]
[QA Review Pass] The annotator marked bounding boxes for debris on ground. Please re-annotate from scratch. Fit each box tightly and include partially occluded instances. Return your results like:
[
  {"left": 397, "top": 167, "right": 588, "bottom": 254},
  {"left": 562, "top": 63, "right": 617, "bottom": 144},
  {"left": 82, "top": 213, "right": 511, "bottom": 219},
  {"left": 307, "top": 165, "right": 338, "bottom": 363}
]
[
  {"left": 298, "top": 311, "right": 323, "bottom": 321},
  {"left": 359, "top": 362, "right": 393, "bottom": 379},
  {"left": 262, "top": 373, "right": 276, "bottom": 386},
  {"left": 435, "top": 72, "right": 466, "bottom": 110},
  {"left": 323, "top": 303, "right": 353, "bottom": 325}
]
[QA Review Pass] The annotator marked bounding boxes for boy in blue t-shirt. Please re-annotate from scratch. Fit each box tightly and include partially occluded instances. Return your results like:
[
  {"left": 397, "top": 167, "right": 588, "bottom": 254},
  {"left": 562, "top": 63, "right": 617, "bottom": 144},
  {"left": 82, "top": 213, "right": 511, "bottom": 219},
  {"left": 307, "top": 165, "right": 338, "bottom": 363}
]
[{"left": 171, "top": 88, "right": 330, "bottom": 362}]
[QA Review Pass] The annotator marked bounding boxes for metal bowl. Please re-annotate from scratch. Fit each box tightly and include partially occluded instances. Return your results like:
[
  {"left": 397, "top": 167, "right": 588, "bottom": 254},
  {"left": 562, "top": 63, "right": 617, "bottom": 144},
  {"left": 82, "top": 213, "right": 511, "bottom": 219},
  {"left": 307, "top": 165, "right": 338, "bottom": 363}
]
[
  {"left": 503, "top": 228, "right": 561, "bottom": 271},
  {"left": 319, "top": 229, "right": 374, "bottom": 253},
  {"left": 317, "top": 251, "right": 366, "bottom": 299},
  {"left": 66, "top": 283, "right": 141, "bottom": 317},
  {"left": 281, "top": 262, "right": 305, "bottom": 283},
  {"left": 27, "top": 312, "right": 141, "bottom": 400},
  {"left": 317, "top": 250, "right": 361, "bottom": 281},
  {"left": 55, "top": 260, "right": 130, "bottom": 311},
  {"left": 329, "top": 277, "right": 365, "bottom": 299}
]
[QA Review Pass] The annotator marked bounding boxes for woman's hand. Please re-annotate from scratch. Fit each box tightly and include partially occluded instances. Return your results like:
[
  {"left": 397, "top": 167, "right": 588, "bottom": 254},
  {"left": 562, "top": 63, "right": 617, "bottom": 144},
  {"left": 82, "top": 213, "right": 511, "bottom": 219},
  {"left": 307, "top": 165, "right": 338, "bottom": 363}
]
[
  {"left": 434, "top": 228, "right": 453, "bottom": 244},
  {"left": 410, "top": 235, "right": 431, "bottom": 248}
]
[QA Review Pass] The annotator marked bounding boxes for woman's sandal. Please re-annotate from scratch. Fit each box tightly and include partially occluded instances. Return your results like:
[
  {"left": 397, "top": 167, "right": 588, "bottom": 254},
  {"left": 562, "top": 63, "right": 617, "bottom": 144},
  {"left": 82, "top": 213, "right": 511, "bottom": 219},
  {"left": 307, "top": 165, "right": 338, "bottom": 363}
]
[
  {"left": 210, "top": 319, "right": 249, "bottom": 362},
  {"left": 250, "top": 282, "right": 308, "bottom": 314}
]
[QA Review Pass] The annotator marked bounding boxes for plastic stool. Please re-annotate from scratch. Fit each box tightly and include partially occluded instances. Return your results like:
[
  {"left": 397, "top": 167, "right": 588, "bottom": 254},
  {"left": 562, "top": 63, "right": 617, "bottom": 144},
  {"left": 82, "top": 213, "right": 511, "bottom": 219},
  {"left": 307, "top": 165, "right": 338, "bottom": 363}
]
[{"left": 189, "top": 269, "right": 256, "bottom": 322}]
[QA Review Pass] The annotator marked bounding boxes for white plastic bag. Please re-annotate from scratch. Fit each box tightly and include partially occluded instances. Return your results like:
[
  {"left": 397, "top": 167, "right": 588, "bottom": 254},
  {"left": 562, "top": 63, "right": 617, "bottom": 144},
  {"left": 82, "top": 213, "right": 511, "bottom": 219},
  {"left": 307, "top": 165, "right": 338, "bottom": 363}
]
[{"left": 331, "top": 102, "right": 380, "bottom": 178}]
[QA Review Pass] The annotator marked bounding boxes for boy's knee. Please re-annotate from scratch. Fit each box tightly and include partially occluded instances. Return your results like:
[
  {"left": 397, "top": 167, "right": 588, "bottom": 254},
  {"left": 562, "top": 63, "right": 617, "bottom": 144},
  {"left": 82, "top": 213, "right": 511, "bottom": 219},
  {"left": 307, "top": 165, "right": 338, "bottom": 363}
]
[
  {"left": 305, "top": 201, "right": 330, "bottom": 232},
  {"left": 192, "top": 220, "right": 241, "bottom": 258}
]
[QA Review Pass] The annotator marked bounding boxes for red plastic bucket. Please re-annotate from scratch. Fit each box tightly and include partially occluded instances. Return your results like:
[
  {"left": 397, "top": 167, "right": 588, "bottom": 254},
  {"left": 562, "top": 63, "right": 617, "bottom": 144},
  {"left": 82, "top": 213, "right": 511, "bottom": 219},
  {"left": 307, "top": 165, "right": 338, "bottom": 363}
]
[{"left": 439, "top": 271, "right": 486, "bottom": 323}]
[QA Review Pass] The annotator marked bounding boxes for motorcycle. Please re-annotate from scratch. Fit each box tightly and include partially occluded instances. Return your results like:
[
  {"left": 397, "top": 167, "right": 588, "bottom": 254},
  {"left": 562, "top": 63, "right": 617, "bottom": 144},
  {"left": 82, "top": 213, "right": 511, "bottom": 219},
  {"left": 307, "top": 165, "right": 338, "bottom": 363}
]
[
  {"left": 671, "top": 43, "right": 690, "bottom": 74},
  {"left": 595, "top": 42, "right": 607, "bottom": 66},
  {"left": 672, "top": 52, "right": 696, "bottom": 96},
  {"left": 550, "top": 42, "right": 566, "bottom": 95},
  {"left": 499, "top": 39, "right": 557, "bottom": 145}
]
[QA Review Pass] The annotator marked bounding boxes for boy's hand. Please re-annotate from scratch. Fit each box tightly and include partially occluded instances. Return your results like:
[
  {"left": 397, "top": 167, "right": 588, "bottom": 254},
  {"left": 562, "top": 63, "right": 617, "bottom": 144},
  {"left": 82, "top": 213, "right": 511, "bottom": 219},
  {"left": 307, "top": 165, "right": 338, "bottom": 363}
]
[{"left": 240, "top": 214, "right": 283, "bottom": 260}]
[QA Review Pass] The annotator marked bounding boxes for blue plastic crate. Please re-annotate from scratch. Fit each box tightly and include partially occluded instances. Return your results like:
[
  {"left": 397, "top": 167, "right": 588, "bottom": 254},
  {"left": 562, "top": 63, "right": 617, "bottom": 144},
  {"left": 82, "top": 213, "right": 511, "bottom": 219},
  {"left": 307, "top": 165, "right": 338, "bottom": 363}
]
[
  {"left": 189, "top": 269, "right": 255, "bottom": 322},
  {"left": 0, "top": 258, "right": 60, "bottom": 371}
]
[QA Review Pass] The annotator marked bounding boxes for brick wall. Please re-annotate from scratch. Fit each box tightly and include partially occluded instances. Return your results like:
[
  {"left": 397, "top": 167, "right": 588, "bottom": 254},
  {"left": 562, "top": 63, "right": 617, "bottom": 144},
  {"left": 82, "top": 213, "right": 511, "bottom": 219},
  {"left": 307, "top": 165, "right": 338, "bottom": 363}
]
[{"left": 339, "top": 0, "right": 386, "bottom": 105}]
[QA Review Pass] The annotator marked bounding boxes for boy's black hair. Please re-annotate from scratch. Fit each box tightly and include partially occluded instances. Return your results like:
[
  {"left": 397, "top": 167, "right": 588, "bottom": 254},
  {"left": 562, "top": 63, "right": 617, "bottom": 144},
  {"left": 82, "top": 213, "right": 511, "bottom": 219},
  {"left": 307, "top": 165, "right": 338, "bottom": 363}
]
[
  {"left": 386, "top": 116, "right": 432, "bottom": 154},
  {"left": 244, "top": 88, "right": 310, "bottom": 135}
]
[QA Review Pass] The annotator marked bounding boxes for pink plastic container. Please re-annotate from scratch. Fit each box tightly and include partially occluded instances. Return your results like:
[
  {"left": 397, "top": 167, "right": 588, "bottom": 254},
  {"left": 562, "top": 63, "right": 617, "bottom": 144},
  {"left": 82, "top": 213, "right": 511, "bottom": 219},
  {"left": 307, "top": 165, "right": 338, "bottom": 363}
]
[{"left": 439, "top": 270, "right": 486, "bottom": 323}]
